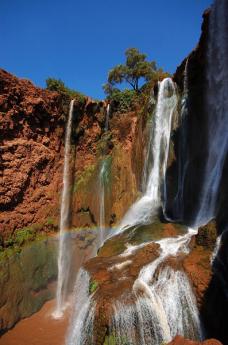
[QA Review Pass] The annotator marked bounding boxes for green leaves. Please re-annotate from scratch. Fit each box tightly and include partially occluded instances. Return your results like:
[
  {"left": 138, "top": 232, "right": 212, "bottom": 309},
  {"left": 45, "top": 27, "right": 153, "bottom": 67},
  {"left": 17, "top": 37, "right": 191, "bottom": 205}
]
[
  {"left": 104, "top": 47, "right": 158, "bottom": 94},
  {"left": 46, "top": 78, "right": 85, "bottom": 103}
]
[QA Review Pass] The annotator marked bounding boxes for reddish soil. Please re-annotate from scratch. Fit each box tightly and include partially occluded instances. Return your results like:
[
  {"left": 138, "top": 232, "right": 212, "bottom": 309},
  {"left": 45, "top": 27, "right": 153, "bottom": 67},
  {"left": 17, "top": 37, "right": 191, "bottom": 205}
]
[{"left": 0, "top": 299, "right": 70, "bottom": 345}]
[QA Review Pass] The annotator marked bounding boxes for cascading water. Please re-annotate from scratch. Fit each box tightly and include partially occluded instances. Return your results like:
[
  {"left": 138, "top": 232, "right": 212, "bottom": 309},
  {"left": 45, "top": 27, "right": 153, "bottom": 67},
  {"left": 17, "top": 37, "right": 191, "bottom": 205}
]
[
  {"left": 67, "top": 79, "right": 202, "bottom": 344},
  {"left": 105, "top": 103, "right": 110, "bottom": 131},
  {"left": 116, "top": 78, "right": 178, "bottom": 232},
  {"left": 110, "top": 228, "right": 202, "bottom": 345},
  {"left": 53, "top": 99, "right": 74, "bottom": 319},
  {"left": 195, "top": 0, "right": 228, "bottom": 226},
  {"left": 66, "top": 269, "right": 96, "bottom": 345}
]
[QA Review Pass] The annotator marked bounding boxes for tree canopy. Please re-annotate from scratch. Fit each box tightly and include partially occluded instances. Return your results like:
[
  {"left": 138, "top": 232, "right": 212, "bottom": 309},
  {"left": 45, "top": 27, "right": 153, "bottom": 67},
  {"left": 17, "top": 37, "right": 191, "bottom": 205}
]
[{"left": 103, "top": 48, "right": 158, "bottom": 94}]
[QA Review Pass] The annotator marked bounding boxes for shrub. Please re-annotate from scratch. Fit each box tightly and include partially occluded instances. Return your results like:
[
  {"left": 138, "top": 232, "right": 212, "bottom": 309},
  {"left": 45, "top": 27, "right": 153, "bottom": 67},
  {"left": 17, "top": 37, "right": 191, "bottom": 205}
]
[
  {"left": 108, "top": 89, "right": 137, "bottom": 113},
  {"left": 89, "top": 280, "right": 98, "bottom": 294},
  {"left": 46, "top": 78, "right": 85, "bottom": 103},
  {"left": 14, "top": 227, "right": 36, "bottom": 246}
]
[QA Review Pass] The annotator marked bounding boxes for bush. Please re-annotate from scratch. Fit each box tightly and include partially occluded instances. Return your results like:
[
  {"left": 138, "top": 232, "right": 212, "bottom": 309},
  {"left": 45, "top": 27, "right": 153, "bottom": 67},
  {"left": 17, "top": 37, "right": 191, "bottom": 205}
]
[
  {"left": 89, "top": 280, "right": 98, "bottom": 294},
  {"left": 46, "top": 78, "right": 85, "bottom": 103},
  {"left": 109, "top": 89, "right": 137, "bottom": 113}
]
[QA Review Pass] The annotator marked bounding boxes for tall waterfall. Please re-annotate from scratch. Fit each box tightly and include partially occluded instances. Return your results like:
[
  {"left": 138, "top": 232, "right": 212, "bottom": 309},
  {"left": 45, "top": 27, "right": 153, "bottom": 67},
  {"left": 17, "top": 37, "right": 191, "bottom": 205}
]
[
  {"left": 117, "top": 78, "right": 178, "bottom": 232},
  {"left": 195, "top": 0, "right": 228, "bottom": 226},
  {"left": 66, "top": 80, "right": 203, "bottom": 345},
  {"left": 98, "top": 104, "right": 111, "bottom": 244},
  {"left": 53, "top": 99, "right": 74, "bottom": 319}
]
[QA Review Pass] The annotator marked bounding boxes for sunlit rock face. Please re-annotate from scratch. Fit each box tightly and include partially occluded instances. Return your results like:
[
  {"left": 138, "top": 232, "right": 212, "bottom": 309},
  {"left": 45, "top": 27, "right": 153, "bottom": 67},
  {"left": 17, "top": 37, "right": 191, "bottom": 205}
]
[
  {"left": 0, "top": 68, "right": 148, "bottom": 242},
  {"left": 0, "top": 68, "right": 67, "bottom": 240}
]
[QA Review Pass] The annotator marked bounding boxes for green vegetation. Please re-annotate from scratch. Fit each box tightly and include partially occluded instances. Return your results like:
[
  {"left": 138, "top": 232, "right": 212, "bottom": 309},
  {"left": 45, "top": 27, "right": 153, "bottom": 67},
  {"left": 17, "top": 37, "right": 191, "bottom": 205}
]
[
  {"left": 89, "top": 280, "right": 98, "bottom": 294},
  {"left": 103, "top": 48, "right": 169, "bottom": 113},
  {"left": 0, "top": 223, "right": 50, "bottom": 262},
  {"left": 46, "top": 78, "right": 85, "bottom": 103},
  {"left": 107, "top": 89, "right": 137, "bottom": 113},
  {"left": 73, "top": 164, "right": 96, "bottom": 193},
  {"left": 103, "top": 48, "right": 157, "bottom": 93},
  {"left": 103, "top": 335, "right": 133, "bottom": 345},
  {"left": 4, "top": 224, "right": 44, "bottom": 249}
]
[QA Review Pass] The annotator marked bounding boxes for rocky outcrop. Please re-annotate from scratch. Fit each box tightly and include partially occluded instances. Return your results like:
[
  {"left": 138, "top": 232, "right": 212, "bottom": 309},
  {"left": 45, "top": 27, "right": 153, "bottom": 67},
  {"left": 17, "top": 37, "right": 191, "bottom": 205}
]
[
  {"left": 167, "top": 335, "right": 222, "bottom": 345},
  {"left": 183, "top": 221, "right": 217, "bottom": 307}
]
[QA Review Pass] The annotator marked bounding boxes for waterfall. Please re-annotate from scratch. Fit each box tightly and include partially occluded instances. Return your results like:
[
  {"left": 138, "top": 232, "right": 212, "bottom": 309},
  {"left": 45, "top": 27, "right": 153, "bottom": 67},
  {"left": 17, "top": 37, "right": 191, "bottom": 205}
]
[
  {"left": 105, "top": 103, "right": 110, "bottom": 131},
  {"left": 210, "top": 234, "right": 222, "bottom": 265},
  {"left": 116, "top": 78, "right": 178, "bottom": 232},
  {"left": 66, "top": 80, "right": 203, "bottom": 344},
  {"left": 98, "top": 104, "right": 111, "bottom": 244},
  {"left": 66, "top": 269, "right": 96, "bottom": 345},
  {"left": 99, "top": 160, "right": 106, "bottom": 245},
  {"left": 195, "top": 0, "right": 228, "bottom": 226},
  {"left": 53, "top": 99, "right": 74, "bottom": 319},
  {"left": 110, "top": 228, "right": 202, "bottom": 344}
]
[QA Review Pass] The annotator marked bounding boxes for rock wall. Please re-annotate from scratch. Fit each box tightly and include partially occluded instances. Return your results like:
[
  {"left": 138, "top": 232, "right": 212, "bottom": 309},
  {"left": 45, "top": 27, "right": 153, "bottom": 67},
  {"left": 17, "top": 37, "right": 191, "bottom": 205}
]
[
  {"left": 0, "top": 69, "right": 67, "bottom": 240},
  {"left": 0, "top": 238, "right": 57, "bottom": 333},
  {"left": 165, "top": 10, "right": 210, "bottom": 225},
  {"left": 0, "top": 68, "right": 148, "bottom": 241},
  {"left": 165, "top": 8, "right": 228, "bottom": 344}
]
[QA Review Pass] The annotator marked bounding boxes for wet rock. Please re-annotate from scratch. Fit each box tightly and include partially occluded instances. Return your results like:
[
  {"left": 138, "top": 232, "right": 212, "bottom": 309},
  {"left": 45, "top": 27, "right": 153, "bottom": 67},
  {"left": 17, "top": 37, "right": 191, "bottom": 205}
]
[{"left": 167, "top": 335, "right": 222, "bottom": 345}]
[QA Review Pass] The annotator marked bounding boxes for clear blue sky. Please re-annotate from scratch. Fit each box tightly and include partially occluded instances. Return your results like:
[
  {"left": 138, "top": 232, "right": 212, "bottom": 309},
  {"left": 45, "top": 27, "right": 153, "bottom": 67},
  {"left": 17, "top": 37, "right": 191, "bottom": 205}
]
[{"left": 0, "top": 0, "right": 212, "bottom": 99}]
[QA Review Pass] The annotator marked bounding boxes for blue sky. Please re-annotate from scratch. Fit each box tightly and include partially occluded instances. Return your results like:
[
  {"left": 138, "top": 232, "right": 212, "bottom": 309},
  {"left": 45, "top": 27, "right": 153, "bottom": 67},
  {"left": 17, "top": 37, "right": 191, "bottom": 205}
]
[{"left": 0, "top": 0, "right": 212, "bottom": 99}]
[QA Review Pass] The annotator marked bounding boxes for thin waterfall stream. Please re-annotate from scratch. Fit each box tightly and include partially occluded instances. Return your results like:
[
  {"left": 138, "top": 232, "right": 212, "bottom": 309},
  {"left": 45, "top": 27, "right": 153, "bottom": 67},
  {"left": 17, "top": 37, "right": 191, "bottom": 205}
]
[
  {"left": 98, "top": 104, "right": 111, "bottom": 245},
  {"left": 53, "top": 99, "right": 75, "bottom": 319}
]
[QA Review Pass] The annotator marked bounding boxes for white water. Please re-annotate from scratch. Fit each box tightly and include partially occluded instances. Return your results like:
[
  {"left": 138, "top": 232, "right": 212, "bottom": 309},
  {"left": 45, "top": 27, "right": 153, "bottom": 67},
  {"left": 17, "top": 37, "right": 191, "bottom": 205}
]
[
  {"left": 53, "top": 99, "right": 74, "bottom": 319},
  {"left": 111, "top": 228, "right": 202, "bottom": 344},
  {"left": 66, "top": 79, "right": 202, "bottom": 343},
  {"left": 196, "top": 0, "right": 228, "bottom": 226},
  {"left": 66, "top": 269, "right": 96, "bottom": 345},
  {"left": 105, "top": 103, "right": 110, "bottom": 131},
  {"left": 116, "top": 78, "right": 178, "bottom": 233},
  {"left": 99, "top": 161, "right": 106, "bottom": 245},
  {"left": 211, "top": 234, "right": 222, "bottom": 265}
]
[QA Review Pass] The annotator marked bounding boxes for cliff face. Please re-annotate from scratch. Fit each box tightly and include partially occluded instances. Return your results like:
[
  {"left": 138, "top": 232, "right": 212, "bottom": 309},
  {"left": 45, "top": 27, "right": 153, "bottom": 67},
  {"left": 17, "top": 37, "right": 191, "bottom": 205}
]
[
  {"left": 165, "top": 7, "right": 228, "bottom": 344},
  {"left": 0, "top": 69, "right": 67, "bottom": 240},
  {"left": 0, "top": 69, "right": 147, "bottom": 242},
  {"left": 71, "top": 104, "right": 146, "bottom": 229},
  {"left": 165, "top": 10, "right": 210, "bottom": 225}
]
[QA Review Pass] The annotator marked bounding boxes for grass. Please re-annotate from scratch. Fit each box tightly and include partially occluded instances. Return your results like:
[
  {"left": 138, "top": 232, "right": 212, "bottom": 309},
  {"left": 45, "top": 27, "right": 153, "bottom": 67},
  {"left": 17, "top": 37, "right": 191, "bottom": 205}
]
[
  {"left": 73, "top": 164, "right": 96, "bottom": 193},
  {"left": 89, "top": 280, "right": 99, "bottom": 294}
]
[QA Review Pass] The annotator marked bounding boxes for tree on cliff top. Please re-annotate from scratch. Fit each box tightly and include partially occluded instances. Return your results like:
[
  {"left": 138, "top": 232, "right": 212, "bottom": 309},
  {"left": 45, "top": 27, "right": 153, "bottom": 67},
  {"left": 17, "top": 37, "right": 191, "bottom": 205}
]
[{"left": 103, "top": 48, "right": 157, "bottom": 94}]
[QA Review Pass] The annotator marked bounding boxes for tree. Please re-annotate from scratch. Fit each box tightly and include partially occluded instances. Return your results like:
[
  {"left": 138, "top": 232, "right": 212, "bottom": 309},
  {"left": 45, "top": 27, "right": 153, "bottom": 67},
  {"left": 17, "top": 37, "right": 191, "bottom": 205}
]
[{"left": 103, "top": 48, "right": 157, "bottom": 94}]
